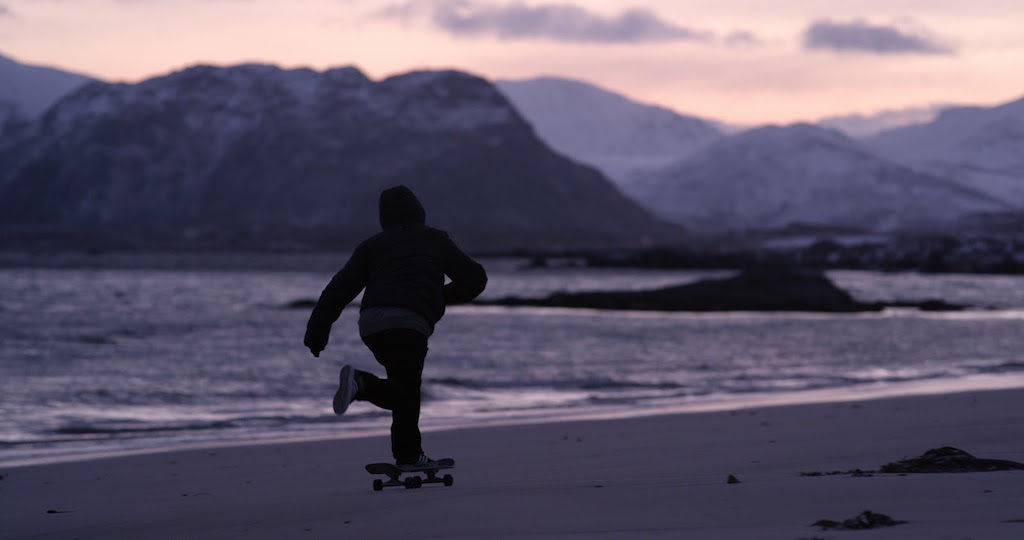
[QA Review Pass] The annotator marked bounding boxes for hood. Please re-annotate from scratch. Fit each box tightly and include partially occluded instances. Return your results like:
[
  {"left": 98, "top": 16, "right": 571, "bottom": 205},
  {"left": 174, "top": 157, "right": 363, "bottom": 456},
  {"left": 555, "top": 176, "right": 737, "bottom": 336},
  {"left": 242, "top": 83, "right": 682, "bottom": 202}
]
[{"left": 379, "top": 185, "right": 426, "bottom": 229}]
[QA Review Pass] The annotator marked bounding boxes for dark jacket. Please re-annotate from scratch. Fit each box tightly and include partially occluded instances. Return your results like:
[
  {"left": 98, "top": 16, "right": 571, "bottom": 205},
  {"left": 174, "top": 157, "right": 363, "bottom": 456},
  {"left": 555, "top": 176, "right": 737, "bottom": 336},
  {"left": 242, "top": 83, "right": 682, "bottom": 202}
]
[{"left": 304, "top": 186, "right": 487, "bottom": 355}]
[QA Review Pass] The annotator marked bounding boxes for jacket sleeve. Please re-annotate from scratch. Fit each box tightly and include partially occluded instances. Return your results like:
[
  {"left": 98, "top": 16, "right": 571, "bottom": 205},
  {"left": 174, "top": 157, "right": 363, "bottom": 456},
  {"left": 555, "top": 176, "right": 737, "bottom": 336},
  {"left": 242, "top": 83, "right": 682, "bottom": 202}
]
[
  {"left": 304, "top": 245, "right": 370, "bottom": 350},
  {"left": 441, "top": 234, "right": 488, "bottom": 305}
]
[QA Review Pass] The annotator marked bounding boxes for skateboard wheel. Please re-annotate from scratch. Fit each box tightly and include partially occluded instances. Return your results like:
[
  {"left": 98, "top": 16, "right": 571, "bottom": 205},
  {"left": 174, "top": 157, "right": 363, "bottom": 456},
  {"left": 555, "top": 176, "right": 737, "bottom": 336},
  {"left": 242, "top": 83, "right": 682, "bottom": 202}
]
[
  {"left": 373, "top": 479, "right": 384, "bottom": 491},
  {"left": 404, "top": 477, "right": 418, "bottom": 489},
  {"left": 412, "top": 476, "right": 423, "bottom": 488},
  {"left": 443, "top": 474, "right": 454, "bottom": 487}
]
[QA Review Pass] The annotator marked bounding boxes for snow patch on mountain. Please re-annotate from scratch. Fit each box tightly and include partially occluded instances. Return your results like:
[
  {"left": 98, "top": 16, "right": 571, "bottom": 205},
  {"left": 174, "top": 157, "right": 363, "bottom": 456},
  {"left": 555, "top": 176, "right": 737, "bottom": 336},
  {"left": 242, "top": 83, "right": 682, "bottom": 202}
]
[{"left": 379, "top": 70, "right": 518, "bottom": 132}]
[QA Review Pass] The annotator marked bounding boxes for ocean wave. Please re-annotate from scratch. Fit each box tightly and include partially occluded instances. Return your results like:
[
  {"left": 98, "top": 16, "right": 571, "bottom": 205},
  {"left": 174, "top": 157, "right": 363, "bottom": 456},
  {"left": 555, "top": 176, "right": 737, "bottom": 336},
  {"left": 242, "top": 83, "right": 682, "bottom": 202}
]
[
  {"left": 49, "top": 411, "right": 386, "bottom": 439},
  {"left": 427, "top": 376, "right": 685, "bottom": 392}
]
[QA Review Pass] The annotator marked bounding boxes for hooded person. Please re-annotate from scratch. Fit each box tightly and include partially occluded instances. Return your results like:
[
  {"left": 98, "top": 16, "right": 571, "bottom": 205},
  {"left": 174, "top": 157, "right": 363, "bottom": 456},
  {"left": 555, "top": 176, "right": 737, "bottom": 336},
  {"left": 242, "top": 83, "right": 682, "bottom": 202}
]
[{"left": 304, "top": 185, "right": 488, "bottom": 468}]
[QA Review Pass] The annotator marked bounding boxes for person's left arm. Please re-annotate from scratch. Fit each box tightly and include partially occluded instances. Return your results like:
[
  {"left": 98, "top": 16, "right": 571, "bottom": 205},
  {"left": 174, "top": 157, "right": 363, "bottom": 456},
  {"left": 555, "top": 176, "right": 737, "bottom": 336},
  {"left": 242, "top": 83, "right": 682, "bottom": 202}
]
[{"left": 440, "top": 234, "right": 488, "bottom": 305}]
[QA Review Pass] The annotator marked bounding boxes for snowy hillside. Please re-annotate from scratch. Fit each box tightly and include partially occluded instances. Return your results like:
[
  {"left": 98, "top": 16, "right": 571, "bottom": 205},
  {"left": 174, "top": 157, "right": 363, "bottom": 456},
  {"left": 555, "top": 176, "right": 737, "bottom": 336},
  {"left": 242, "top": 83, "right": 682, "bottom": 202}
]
[
  {"left": 865, "top": 95, "right": 1024, "bottom": 206},
  {"left": 0, "top": 64, "right": 678, "bottom": 250},
  {"left": 0, "top": 52, "right": 94, "bottom": 119},
  {"left": 496, "top": 77, "right": 723, "bottom": 187},
  {"left": 626, "top": 124, "right": 1010, "bottom": 235}
]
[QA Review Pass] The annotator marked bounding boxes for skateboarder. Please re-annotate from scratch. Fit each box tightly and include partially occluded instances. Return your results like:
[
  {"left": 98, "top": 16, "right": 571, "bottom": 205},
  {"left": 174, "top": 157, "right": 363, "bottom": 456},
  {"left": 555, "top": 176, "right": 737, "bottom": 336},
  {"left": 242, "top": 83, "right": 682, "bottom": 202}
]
[{"left": 304, "top": 185, "right": 487, "bottom": 469}]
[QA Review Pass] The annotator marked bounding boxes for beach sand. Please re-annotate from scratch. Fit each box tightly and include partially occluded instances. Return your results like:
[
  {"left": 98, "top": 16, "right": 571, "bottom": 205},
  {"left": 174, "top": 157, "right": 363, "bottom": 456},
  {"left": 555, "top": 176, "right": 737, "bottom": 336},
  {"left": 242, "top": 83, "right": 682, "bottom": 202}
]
[{"left": 3, "top": 387, "right": 1023, "bottom": 539}]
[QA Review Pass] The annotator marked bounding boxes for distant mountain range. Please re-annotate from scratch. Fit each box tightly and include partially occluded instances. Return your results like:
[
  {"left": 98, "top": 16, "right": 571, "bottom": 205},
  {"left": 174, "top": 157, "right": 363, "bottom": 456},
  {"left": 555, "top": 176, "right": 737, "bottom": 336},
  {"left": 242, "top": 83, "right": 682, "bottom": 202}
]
[
  {"left": 499, "top": 76, "right": 1023, "bottom": 238},
  {"left": 2, "top": 52, "right": 1021, "bottom": 250},
  {"left": 624, "top": 124, "right": 1010, "bottom": 235},
  {"left": 0, "top": 60, "right": 677, "bottom": 251},
  {"left": 496, "top": 77, "right": 951, "bottom": 183}
]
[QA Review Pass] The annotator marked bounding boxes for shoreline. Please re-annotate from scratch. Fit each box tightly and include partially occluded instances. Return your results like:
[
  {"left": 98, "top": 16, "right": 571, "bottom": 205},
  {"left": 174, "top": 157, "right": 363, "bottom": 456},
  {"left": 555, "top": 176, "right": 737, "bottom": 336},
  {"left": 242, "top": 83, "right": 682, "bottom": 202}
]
[
  {"left": 4, "top": 373, "right": 1023, "bottom": 469},
  {"left": 4, "top": 385, "right": 1023, "bottom": 538}
]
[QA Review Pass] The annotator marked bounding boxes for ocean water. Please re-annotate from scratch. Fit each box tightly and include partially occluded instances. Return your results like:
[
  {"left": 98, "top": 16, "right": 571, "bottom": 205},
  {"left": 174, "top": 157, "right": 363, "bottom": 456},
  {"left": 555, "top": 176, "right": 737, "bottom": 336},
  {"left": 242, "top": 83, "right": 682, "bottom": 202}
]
[{"left": 2, "top": 254, "right": 1023, "bottom": 465}]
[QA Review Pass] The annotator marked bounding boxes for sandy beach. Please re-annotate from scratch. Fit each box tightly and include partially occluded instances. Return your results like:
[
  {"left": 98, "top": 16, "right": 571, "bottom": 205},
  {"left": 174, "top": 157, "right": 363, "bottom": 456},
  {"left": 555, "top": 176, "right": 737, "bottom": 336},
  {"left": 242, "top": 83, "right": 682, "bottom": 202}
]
[{"left": 3, "top": 387, "right": 1023, "bottom": 539}]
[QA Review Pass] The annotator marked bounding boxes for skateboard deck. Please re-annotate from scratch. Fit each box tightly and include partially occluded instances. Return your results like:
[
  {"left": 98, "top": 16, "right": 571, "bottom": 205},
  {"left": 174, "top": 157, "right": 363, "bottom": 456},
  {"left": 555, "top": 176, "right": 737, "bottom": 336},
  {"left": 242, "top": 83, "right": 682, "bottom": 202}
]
[{"left": 365, "top": 458, "right": 455, "bottom": 490}]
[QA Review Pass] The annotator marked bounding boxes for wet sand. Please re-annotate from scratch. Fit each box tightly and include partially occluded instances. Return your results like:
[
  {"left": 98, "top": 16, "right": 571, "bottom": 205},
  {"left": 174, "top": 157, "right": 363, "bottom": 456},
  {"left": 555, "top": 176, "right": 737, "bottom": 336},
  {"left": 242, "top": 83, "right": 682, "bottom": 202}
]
[{"left": 3, "top": 387, "right": 1023, "bottom": 539}]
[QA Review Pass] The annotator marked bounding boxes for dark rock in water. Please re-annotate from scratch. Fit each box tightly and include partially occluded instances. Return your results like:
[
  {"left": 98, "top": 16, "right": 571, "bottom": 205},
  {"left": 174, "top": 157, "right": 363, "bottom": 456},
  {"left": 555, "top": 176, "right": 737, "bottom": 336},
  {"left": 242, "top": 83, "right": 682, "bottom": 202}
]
[
  {"left": 887, "top": 299, "right": 963, "bottom": 311},
  {"left": 483, "top": 267, "right": 966, "bottom": 312},
  {"left": 880, "top": 446, "right": 1024, "bottom": 473},
  {"left": 800, "top": 468, "right": 873, "bottom": 477},
  {"left": 285, "top": 299, "right": 318, "bottom": 310},
  {"left": 813, "top": 510, "right": 906, "bottom": 530}
]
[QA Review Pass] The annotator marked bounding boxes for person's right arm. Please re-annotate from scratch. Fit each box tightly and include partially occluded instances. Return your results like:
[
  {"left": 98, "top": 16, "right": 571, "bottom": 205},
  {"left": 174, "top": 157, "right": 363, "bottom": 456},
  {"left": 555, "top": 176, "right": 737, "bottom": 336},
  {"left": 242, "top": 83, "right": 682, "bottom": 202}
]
[{"left": 304, "top": 244, "right": 370, "bottom": 357}]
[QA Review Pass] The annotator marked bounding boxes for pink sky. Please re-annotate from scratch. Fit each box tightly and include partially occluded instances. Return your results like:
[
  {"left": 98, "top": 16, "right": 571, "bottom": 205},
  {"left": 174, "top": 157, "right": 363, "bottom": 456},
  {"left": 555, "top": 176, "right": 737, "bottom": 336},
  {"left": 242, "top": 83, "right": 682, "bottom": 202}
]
[{"left": 1, "top": 0, "right": 1022, "bottom": 124}]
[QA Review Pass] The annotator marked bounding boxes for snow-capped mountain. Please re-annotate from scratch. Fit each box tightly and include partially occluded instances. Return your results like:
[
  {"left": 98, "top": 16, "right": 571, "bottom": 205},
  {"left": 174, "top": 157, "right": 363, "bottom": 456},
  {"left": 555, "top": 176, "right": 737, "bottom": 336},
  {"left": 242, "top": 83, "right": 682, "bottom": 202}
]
[
  {"left": 865, "top": 95, "right": 1024, "bottom": 205},
  {"left": 0, "top": 64, "right": 679, "bottom": 250},
  {"left": 496, "top": 77, "right": 723, "bottom": 188},
  {"left": 626, "top": 124, "right": 1010, "bottom": 236},
  {"left": 0, "top": 52, "right": 94, "bottom": 120}
]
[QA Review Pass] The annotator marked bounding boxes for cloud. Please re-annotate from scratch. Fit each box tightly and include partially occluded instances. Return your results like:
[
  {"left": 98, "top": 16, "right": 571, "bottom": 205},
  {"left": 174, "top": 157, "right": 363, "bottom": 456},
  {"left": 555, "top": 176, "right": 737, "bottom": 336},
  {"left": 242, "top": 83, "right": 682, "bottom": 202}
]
[
  {"left": 803, "top": 19, "right": 955, "bottom": 55},
  {"left": 378, "top": 1, "right": 712, "bottom": 44},
  {"left": 0, "top": 4, "right": 12, "bottom": 17}
]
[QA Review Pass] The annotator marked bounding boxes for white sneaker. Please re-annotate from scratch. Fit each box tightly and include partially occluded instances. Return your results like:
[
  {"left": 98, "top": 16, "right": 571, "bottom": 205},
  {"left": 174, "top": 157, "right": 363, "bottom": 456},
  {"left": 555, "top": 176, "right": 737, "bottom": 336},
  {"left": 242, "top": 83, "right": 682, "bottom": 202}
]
[{"left": 332, "top": 365, "right": 358, "bottom": 415}]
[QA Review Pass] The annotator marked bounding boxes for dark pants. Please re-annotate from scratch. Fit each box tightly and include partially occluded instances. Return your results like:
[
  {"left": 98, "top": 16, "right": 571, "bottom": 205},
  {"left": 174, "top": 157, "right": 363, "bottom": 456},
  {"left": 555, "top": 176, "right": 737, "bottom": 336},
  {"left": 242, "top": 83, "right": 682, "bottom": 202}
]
[{"left": 358, "top": 328, "right": 428, "bottom": 461}]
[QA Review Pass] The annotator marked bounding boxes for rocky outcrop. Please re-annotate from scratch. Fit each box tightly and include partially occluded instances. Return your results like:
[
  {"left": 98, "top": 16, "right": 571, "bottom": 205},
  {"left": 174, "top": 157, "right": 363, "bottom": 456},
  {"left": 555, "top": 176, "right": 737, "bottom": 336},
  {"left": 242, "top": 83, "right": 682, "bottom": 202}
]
[
  {"left": 880, "top": 447, "right": 1024, "bottom": 473},
  {"left": 813, "top": 510, "right": 906, "bottom": 531},
  {"left": 482, "top": 267, "right": 965, "bottom": 312}
]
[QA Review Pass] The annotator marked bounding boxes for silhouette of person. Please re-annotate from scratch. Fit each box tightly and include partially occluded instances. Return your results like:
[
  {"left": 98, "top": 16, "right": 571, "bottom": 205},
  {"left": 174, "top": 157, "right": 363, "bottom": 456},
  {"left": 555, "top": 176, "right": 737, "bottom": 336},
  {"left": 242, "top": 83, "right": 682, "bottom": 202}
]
[{"left": 304, "top": 185, "right": 487, "bottom": 468}]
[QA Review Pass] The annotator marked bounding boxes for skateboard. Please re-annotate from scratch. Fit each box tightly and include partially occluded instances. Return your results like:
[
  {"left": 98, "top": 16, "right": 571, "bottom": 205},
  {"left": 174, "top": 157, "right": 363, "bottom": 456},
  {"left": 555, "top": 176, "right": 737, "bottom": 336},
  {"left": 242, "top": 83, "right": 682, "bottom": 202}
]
[{"left": 365, "top": 458, "right": 455, "bottom": 491}]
